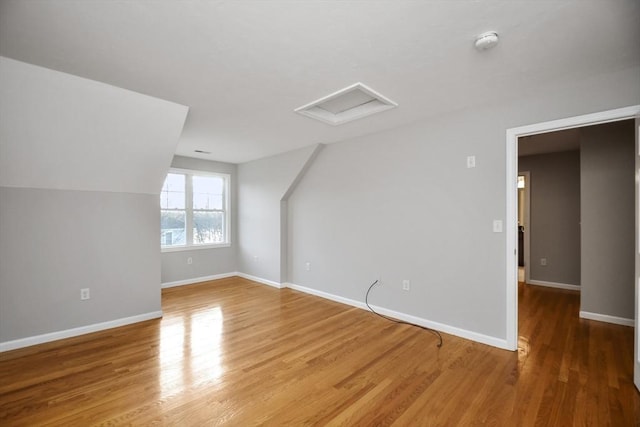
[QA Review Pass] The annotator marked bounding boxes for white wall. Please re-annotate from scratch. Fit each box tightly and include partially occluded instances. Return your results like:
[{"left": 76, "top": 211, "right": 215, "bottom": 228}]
[
  {"left": 161, "top": 156, "right": 238, "bottom": 285},
  {"left": 237, "top": 145, "right": 321, "bottom": 284},
  {"left": 0, "top": 58, "right": 188, "bottom": 349},
  {"left": 283, "top": 65, "right": 640, "bottom": 346}
]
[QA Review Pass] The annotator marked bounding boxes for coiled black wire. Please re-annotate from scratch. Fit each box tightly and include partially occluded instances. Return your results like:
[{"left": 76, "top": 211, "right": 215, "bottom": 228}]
[{"left": 365, "top": 280, "right": 443, "bottom": 348}]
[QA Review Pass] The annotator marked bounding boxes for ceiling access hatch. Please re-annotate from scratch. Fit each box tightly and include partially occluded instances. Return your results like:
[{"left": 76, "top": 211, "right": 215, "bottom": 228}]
[{"left": 294, "top": 82, "right": 397, "bottom": 126}]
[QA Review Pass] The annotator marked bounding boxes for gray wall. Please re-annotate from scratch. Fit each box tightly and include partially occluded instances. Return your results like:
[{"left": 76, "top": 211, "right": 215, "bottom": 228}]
[
  {"left": 160, "top": 156, "right": 238, "bottom": 284},
  {"left": 0, "top": 58, "right": 187, "bottom": 347},
  {"left": 580, "top": 120, "right": 635, "bottom": 319},
  {"left": 1, "top": 60, "right": 638, "bottom": 348},
  {"left": 0, "top": 188, "right": 162, "bottom": 341},
  {"left": 283, "top": 65, "right": 639, "bottom": 342},
  {"left": 237, "top": 145, "right": 319, "bottom": 283},
  {"left": 518, "top": 151, "right": 581, "bottom": 286}
]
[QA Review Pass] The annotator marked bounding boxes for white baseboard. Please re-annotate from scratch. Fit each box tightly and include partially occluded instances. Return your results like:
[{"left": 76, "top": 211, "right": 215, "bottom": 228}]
[
  {"left": 236, "top": 272, "right": 284, "bottom": 289},
  {"left": 0, "top": 311, "right": 163, "bottom": 353},
  {"left": 579, "top": 311, "right": 634, "bottom": 327},
  {"left": 285, "top": 282, "right": 364, "bottom": 308},
  {"left": 284, "top": 282, "right": 509, "bottom": 350},
  {"left": 163, "top": 272, "right": 284, "bottom": 289},
  {"left": 527, "top": 279, "right": 580, "bottom": 291},
  {"left": 162, "top": 272, "right": 237, "bottom": 288}
]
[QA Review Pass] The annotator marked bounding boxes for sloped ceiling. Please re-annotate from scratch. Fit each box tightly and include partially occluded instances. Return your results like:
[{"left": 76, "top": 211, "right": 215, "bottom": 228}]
[
  {"left": 0, "top": 1, "right": 638, "bottom": 163},
  {"left": 0, "top": 57, "right": 188, "bottom": 194}
]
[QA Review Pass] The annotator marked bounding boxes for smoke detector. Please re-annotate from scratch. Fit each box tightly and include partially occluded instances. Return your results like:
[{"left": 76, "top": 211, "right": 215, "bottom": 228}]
[
  {"left": 475, "top": 31, "right": 499, "bottom": 51},
  {"left": 295, "top": 82, "right": 397, "bottom": 126}
]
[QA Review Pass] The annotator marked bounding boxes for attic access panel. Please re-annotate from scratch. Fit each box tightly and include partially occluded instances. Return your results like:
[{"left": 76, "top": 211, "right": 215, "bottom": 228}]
[{"left": 294, "top": 82, "right": 397, "bottom": 126}]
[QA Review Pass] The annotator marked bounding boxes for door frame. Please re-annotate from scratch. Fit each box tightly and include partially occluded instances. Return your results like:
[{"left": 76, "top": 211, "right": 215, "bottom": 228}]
[
  {"left": 635, "top": 116, "right": 640, "bottom": 391},
  {"left": 505, "top": 105, "right": 640, "bottom": 351},
  {"left": 518, "top": 171, "right": 531, "bottom": 284}
]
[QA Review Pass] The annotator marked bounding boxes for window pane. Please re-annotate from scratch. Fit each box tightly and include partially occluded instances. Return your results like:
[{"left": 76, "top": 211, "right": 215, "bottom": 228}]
[
  {"left": 162, "top": 173, "right": 185, "bottom": 192},
  {"left": 193, "top": 193, "right": 223, "bottom": 210},
  {"left": 193, "top": 176, "right": 223, "bottom": 210},
  {"left": 161, "top": 174, "right": 185, "bottom": 209},
  {"left": 193, "top": 211, "right": 224, "bottom": 245},
  {"left": 161, "top": 210, "right": 186, "bottom": 246}
]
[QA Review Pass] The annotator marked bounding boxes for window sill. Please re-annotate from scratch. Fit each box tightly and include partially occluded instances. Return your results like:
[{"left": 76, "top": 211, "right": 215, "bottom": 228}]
[{"left": 161, "top": 243, "right": 231, "bottom": 253}]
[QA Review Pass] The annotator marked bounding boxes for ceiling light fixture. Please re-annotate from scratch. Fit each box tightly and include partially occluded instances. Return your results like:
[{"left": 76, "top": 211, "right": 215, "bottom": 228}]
[{"left": 474, "top": 31, "right": 499, "bottom": 51}]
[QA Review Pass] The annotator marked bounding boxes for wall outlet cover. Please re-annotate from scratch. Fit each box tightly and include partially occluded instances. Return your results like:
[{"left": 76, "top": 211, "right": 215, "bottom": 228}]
[{"left": 467, "top": 155, "right": 476, "bottom": 168}]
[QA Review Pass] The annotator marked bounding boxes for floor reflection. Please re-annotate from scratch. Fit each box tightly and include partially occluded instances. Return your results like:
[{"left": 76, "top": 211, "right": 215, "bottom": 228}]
[
  {"left": 190, "top": 309, "right": 224, "bottom": 387},
  {"left": 518, "top": 335, "right": 530, "bottom": 360},
  {"left": 159, "top": 307, "right": 224, "bottom": 398},
  {"left": 159, "top": 319, "right": 185, "bottom": 398}
]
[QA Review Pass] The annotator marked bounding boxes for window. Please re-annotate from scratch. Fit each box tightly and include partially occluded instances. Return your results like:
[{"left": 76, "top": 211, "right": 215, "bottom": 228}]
[{"left": 160, "top": 170, "right": 230, "bottom": 250}]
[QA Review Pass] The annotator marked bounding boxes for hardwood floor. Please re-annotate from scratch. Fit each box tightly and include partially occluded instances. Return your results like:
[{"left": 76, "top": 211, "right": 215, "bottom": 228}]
[{"left": 1, "top": 277, "right": 638, "bottom": 426}]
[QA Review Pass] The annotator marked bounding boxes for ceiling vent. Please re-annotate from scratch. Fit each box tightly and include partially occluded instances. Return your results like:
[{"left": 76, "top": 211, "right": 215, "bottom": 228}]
[{"left": 294, "top": 82, "right": 397, "bottom": 126}]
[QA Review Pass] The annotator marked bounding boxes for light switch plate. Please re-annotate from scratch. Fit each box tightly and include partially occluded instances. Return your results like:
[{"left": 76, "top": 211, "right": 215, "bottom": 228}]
[{"left": 467, "top": 155, "right": 476, "bottom": 168}]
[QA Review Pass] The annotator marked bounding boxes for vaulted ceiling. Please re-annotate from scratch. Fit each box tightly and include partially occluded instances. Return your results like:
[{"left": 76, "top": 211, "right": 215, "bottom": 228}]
[{"left": 1, "top": 1, "right": 638, "bottom": 163}]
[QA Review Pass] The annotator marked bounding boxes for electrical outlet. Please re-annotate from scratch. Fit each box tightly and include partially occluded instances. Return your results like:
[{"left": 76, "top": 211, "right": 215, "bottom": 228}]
[
  {"left": 80, "top": 288, "right": 90, "bottom": 300},
  {"left": 253, "top": 255, "right": 259, "bottom": 262},
  {"left": 402, "top": 280, "right": 410, "bottom": 291},
  {"left": 187, "top": 257, "right": 193, "bottom": 265},
  {"left": 305, "top": 262, "right": 311, "bottom": 271},
  {"left": 540, "top": 258, "right": 547, "bottom": 266}
]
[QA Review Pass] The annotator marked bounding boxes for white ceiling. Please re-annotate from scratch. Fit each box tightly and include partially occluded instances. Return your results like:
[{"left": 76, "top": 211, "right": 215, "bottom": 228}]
[{"left": 1, "top": 1, "right": 638, "bottom": 164}]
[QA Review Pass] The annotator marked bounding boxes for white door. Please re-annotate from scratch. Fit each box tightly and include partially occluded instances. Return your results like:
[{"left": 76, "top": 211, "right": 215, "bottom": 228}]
[{"left": 635, "top": 116, "right": 640, "bottom": 391}]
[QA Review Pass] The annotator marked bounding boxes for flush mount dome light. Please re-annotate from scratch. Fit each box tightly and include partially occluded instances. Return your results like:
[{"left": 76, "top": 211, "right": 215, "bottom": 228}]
[
  {"left": 474, "top": 31, "right": 499, "bottom": 50},
  {"left": 294, "top": 82, "right": 397, "bottom": 126}
]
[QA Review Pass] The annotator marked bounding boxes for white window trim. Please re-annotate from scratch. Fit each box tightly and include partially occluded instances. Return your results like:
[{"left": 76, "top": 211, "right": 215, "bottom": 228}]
[{"left": 161, "top": 168, "right": 231, "bottom": 252}]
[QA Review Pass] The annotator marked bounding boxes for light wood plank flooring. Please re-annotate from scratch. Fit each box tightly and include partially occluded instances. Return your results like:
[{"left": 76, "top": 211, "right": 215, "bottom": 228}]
[{"left": 1, "top": 277, "right": 638, "bottom": 425}]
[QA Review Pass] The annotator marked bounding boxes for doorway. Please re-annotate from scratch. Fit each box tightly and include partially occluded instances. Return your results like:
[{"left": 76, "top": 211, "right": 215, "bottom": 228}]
[
  {"left": 504, "top": 105, "right": 640, "bottom": 351},
  {"left": 517, "top": 172, "right": 530, "bottom": 284}
]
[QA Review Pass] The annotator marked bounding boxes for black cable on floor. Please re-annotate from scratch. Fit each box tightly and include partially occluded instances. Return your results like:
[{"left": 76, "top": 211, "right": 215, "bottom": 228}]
[{"left": 365, "top": 280, "right": 443, "bottom": 348}]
